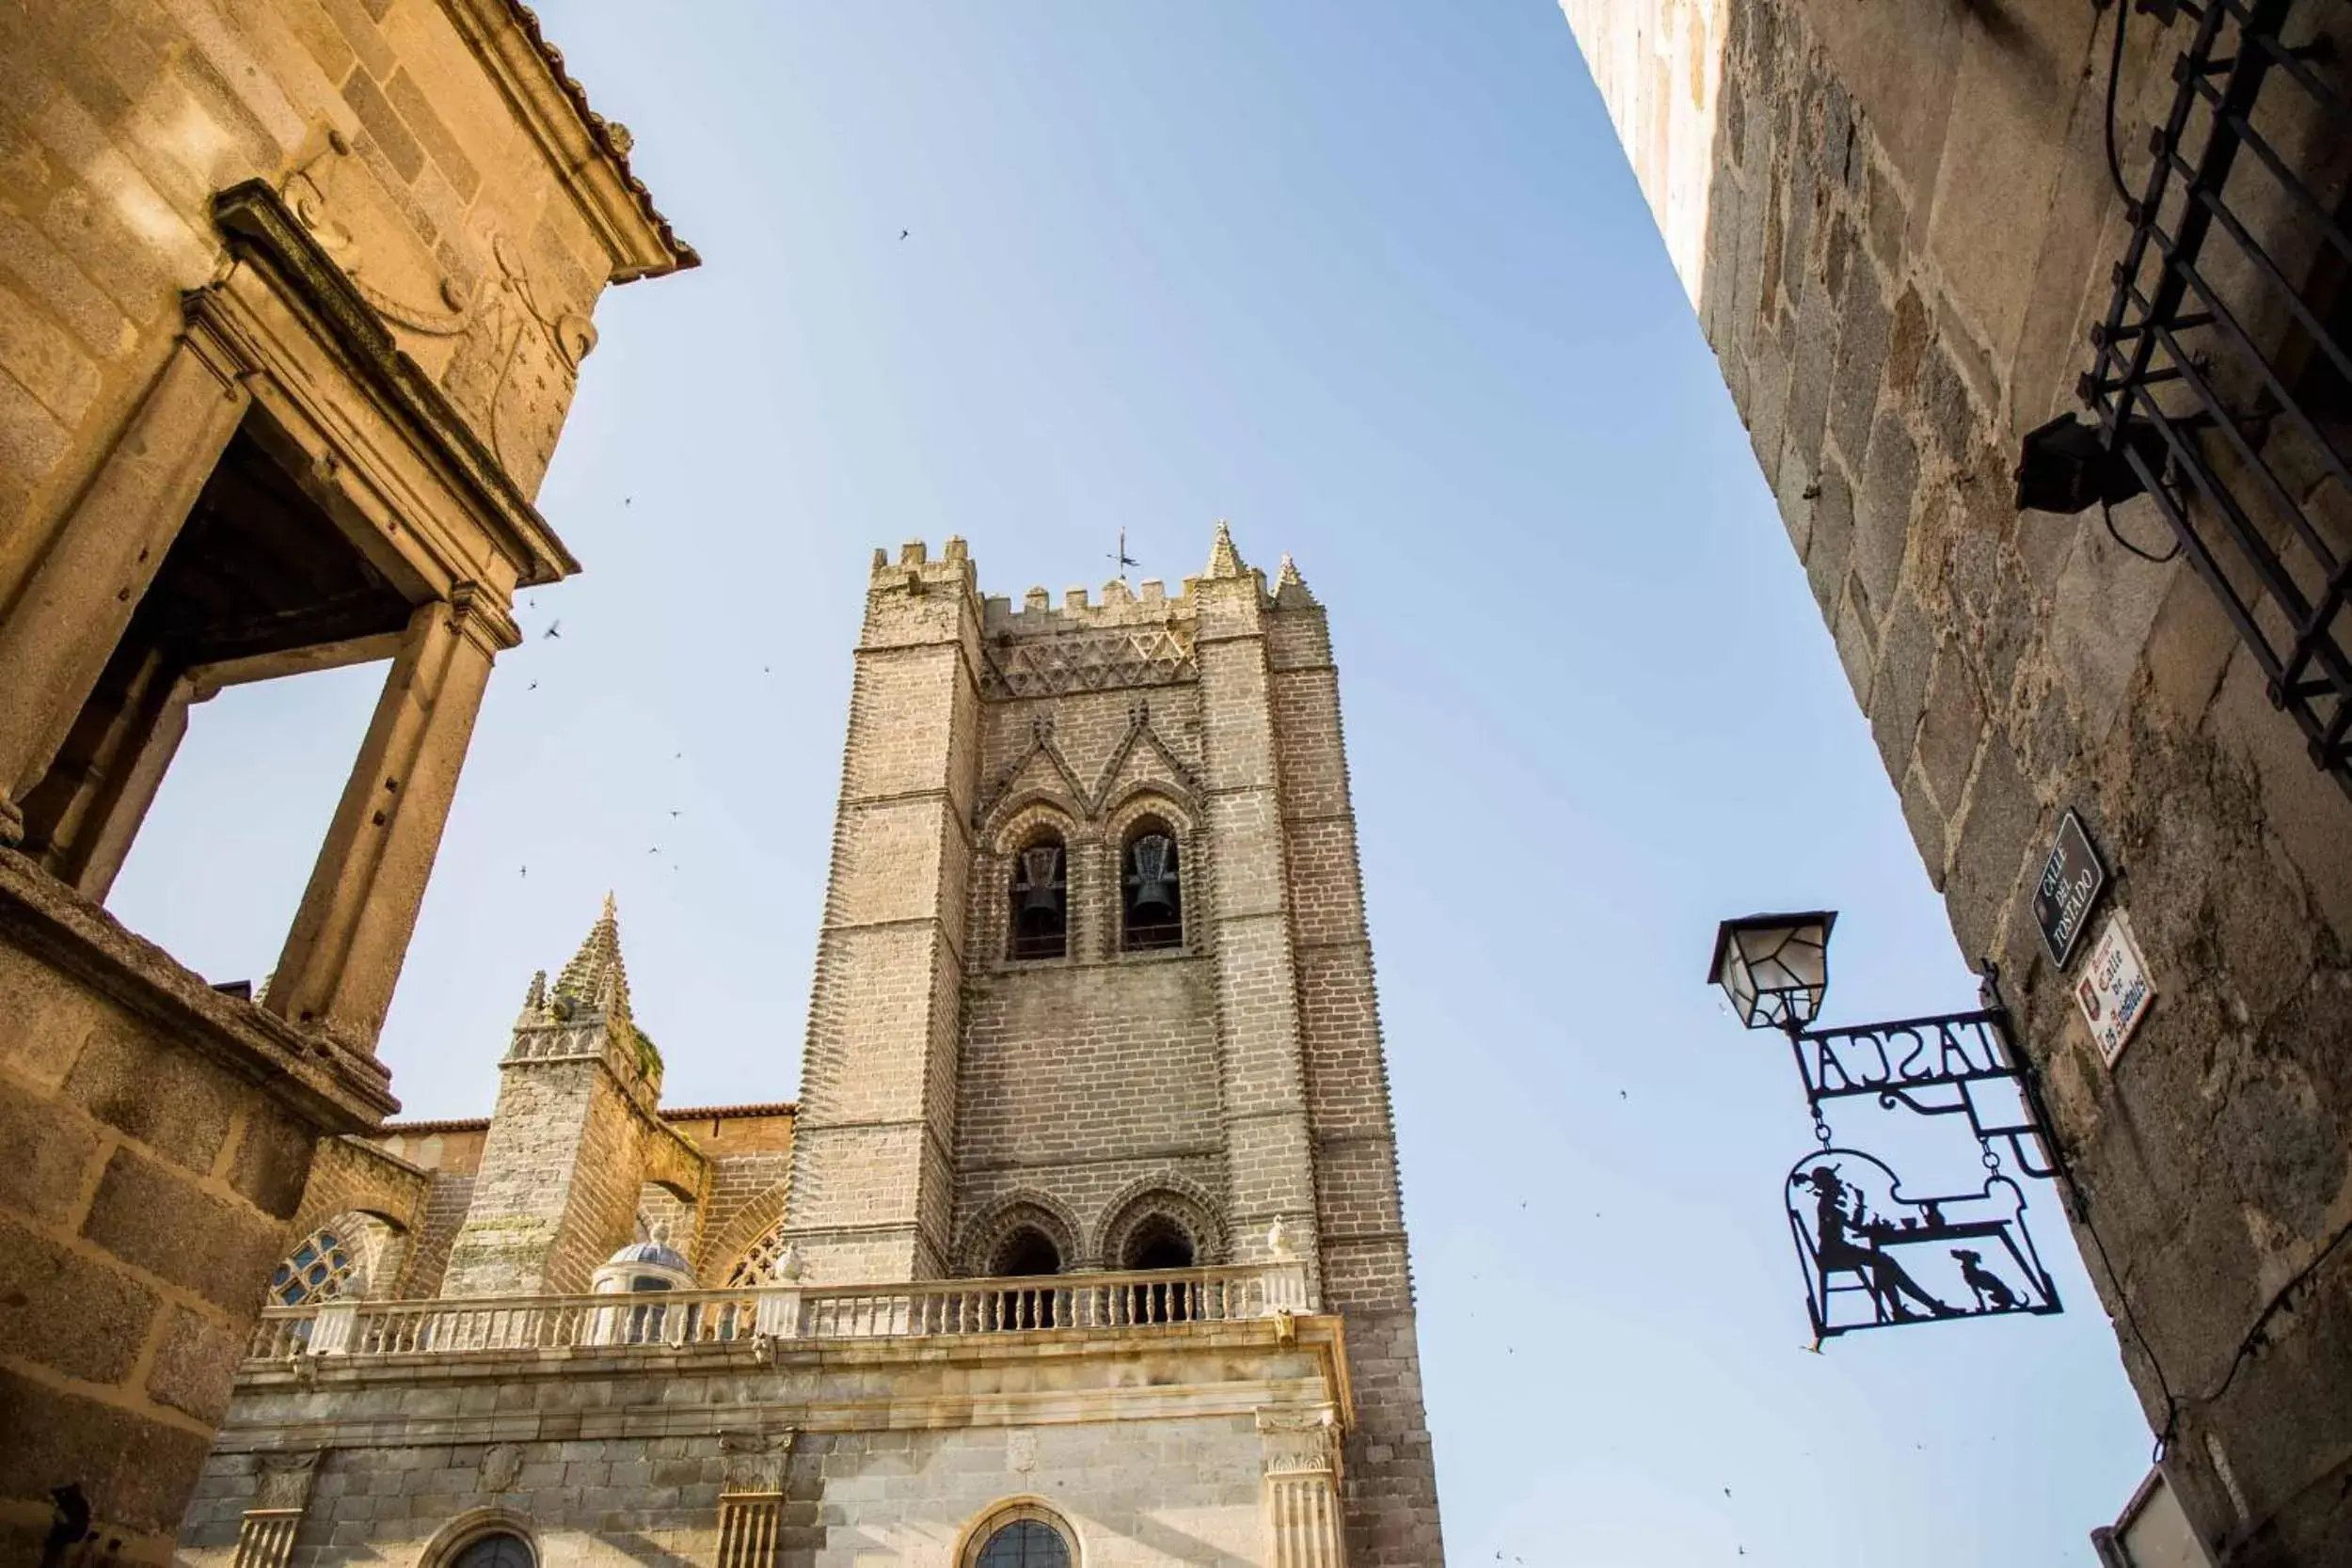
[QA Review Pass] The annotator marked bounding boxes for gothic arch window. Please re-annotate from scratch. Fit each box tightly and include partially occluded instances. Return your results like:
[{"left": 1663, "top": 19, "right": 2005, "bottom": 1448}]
[
  {"left": 1009, "top": 831, "right": 1069, "bottom": 960},
  {"left": 961, "top": 1502, "right": 1076, "bottom": 1568},
  {"left": 993, "top": 1226, "right": 1062, "bottom": 1277},
  {"left": 269, "top": 1226, "right": 358, "bottom": 1307},
  {"left": 1120, "top": 818, "right": 1183, "bottom": 952},
  {"left": 1121, "top": 1214, "right": 1196, "bottom": 1271}
]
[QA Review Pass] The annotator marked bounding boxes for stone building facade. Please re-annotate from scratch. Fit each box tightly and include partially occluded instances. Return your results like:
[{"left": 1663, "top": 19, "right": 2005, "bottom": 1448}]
[
  {"left": 1559, "top": 0, "right": 2350, "bottom": 1562},
  {"left": 177, "top": 531, "right": 1447, "bottom": 1568},
  {"left": 0, "top": 1, "right": 691, "bottom": 1560}
]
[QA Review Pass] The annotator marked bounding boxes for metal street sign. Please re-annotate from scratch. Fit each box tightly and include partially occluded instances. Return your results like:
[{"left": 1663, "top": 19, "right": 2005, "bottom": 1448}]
[
  {"left": 2075, "top": 911, "right": 2156, "bottom": 1068},
  {"left": 2033, "top": 809, "right": 2108, "bottom": 968}
]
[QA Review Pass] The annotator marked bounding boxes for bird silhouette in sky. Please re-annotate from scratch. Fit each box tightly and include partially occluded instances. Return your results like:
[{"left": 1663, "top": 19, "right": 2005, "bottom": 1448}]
[
  {"left": 527, "top": 681, "right": 538, "bottom": 691},
  {"left": 519, "top": 865, "right": 527, "bottom": 878},
  {"left": 670, "top": 810, "right": 681, "bottom": 817},
  {"left": 544, "top": 621, "right": 562, "bottom": 639},
  {"left": 648, "top": 846, "right": 660, "bottom": 855},
  {"left": 899, "top": 229, "right": 909, "bottom": 240}
]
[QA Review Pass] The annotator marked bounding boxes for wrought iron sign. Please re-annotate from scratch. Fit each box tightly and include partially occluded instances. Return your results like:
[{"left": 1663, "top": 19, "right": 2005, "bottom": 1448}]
[{"left": 1711, "top": 912, "right": 2070, "bottom": 1341}]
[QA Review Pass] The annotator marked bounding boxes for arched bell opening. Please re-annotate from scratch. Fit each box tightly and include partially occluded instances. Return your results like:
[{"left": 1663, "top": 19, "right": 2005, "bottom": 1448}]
[
  {"left": 1009, "top": 832, "right": 1069, "bottom": 960},
  {"left": 1120, "top": 820, "right": 1183, "bottom": 953}
]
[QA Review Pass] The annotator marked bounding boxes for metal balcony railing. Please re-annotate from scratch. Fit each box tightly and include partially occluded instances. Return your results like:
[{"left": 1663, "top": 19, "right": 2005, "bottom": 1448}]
[
  {"left": 242, "top": 1261, "right": 1313, "bottom": 1365},
  {"left": 2081, "top": 0, "right": 2351, "bottom": 788}
]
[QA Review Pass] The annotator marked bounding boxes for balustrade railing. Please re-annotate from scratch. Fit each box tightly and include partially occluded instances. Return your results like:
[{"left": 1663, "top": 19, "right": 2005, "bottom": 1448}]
[{"left": 244, "top": 1262, "right": 1310, "bottom": 1364}]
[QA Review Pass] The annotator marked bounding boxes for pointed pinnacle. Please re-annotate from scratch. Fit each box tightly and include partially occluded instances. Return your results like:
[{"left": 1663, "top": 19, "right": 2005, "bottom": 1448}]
[{"left": 1206, "top": 519, "right": 1245, "bottom": 578}]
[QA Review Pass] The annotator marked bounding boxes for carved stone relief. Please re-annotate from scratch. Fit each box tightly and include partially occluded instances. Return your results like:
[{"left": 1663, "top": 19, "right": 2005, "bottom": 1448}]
[
  {"left": 479, "top": 1443, "right": 525, "bottom": 1494},
  {"left": 253, "top": 1450, "right": 324, "bottom": 1512},
  {"left": 277, "top": 119, "right": 593, "bottom": 495},
  {"left": 719, "top": 1428, "right": 797, "bottom": 1493}
]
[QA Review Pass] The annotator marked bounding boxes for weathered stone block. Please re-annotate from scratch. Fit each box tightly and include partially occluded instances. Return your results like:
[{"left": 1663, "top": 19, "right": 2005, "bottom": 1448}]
[
  {"left": 80, "top": 1146, "right": 282, "bottom": 1311},
  {"left": 144, "top": 1304, "right": 245, "bottom": 1424},
  {"left": 0, "top": 1069, "right": 100, "bottom": 1227},
  {"left": 1851, "top": 407, "right": 1919, "bottom": 616},
  {"left": 61, "top": 1011, "right": 239, "bottom": 1172},
  {"left": 0, "top": 1214, "right": 157, "bottom": 1385}
]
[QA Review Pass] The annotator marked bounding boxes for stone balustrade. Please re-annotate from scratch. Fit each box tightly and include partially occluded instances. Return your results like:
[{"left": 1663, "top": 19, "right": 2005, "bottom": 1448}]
[{"left": 244, "top": 1261, "right": 1312, "bottom": 1364}]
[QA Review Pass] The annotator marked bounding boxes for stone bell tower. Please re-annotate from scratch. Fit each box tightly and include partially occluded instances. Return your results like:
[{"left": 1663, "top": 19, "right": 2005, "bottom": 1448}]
[{"left": 779, "top": 526, "right": 1446, "bottom": 1568}]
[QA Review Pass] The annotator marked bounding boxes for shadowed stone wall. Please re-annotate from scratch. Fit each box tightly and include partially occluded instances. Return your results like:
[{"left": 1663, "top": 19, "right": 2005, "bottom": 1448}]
[{"left": 1562, "top": 0, "right": 2352, "bottom": 1560}]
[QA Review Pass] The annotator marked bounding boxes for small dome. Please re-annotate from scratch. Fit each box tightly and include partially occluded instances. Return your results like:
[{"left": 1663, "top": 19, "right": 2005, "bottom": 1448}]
[{"left": 609, "top": 1240, "right": 690, "bottom": 1273}]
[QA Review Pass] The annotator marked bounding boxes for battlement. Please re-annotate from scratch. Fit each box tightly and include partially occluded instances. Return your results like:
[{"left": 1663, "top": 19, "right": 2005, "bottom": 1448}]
[
  {"left": 982, "top": 575, "right": 1193, "bottom": 636},
  {"left": 867, "top": 523, "right": 1315, "bottom": 640}
]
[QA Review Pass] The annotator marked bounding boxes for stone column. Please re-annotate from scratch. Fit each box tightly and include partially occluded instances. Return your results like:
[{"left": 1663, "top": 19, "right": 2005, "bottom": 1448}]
[
  {"left": 1192, "top": 528, "right": 1324, "bottom": 1278},
  {"left": 16, "top": 641, "right": 196, "bottom": 900},
  {"left": 0, "top": 332, "right": 248, "bottom": 842},
  {"left": 1260, "top": 1409, "right": 1348, "bottom": 1568},
  {"left": 267, "top": 587, "right": 515, "bottom": 1049},
  {"left": 781, "top": 541, "right": 980, "bottom": 1283}
]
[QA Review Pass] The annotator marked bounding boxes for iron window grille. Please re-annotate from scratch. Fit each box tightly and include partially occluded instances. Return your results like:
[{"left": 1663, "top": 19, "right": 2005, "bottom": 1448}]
[{"left": 2081, "top": 0, "right": 2351, "bottom": 790}]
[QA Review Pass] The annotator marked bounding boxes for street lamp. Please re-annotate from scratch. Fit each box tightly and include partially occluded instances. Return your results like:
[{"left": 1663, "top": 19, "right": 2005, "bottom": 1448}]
[
  {"left": 1706, "top": 909, "right": 2072, "bottom": 1341},
  {"left": 1707, "top": 911, "right": 1836, "bottom": 1033}
]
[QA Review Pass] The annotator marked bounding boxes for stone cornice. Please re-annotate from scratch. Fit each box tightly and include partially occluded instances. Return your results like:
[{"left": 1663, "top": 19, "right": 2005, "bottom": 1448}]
[
  {"left": 217, "top": 1315, "right": 1353, "bottom": 1449},
  {"left": 439, "top": 0, "right": 698, "bottom": 280},
  {"left": 203, "top": 181, "right": 580, "bottom": 587},
  {"left": 0, "top": 849, "right": 397, "bottom": 1132}
]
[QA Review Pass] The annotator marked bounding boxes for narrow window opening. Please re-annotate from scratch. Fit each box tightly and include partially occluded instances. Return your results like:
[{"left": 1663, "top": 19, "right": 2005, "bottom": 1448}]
[
  {"left": 1120, "top": 824, "right": 1183, "bottom": 952},
  {"left": 1009, "top": 835, "right": 1068, "bottom": 959}
]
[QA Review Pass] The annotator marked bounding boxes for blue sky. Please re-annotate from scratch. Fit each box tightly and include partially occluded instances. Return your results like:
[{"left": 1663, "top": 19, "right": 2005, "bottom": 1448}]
[{"left": 113, "top": 3, "right": 2151, "bottom": 1561}]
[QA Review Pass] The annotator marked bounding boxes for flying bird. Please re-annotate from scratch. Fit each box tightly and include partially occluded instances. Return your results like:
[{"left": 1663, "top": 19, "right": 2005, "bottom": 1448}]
[
  {"left": 528, "top": 681, "right": 538, "bottom": 691},
  {"left": 899, "top": 229, "right": 909, "bottom": 240}
]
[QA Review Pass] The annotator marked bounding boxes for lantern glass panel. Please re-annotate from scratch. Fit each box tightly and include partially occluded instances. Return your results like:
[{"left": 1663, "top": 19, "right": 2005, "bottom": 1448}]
[{"left": 1709, "top": 911, "right": 1836, "bottom": 1030}]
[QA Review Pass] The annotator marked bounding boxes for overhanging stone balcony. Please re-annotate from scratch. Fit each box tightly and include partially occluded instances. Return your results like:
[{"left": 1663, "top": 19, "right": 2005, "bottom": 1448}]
[{"left": 244, "top": 1261, "right": 1314, "bottom": 1364}]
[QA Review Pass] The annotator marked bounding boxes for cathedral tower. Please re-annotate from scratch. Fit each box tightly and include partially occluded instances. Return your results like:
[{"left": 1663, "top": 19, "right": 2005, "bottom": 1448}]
[
  {"left": 781, "top": 528, "right": 1444, "bottom": 1567},
  {"left": 183, "top": 531, "right": 1447, "bottom": 1568}
]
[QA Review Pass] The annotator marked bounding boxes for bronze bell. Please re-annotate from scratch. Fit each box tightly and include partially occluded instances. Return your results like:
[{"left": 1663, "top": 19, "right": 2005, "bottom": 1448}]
[
  {"left": 1016, "top": 845, "right": 1064, "bottom": 912},
  {"left": 1125, "top": 833, "right": 1179, "bottom": 917}
]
